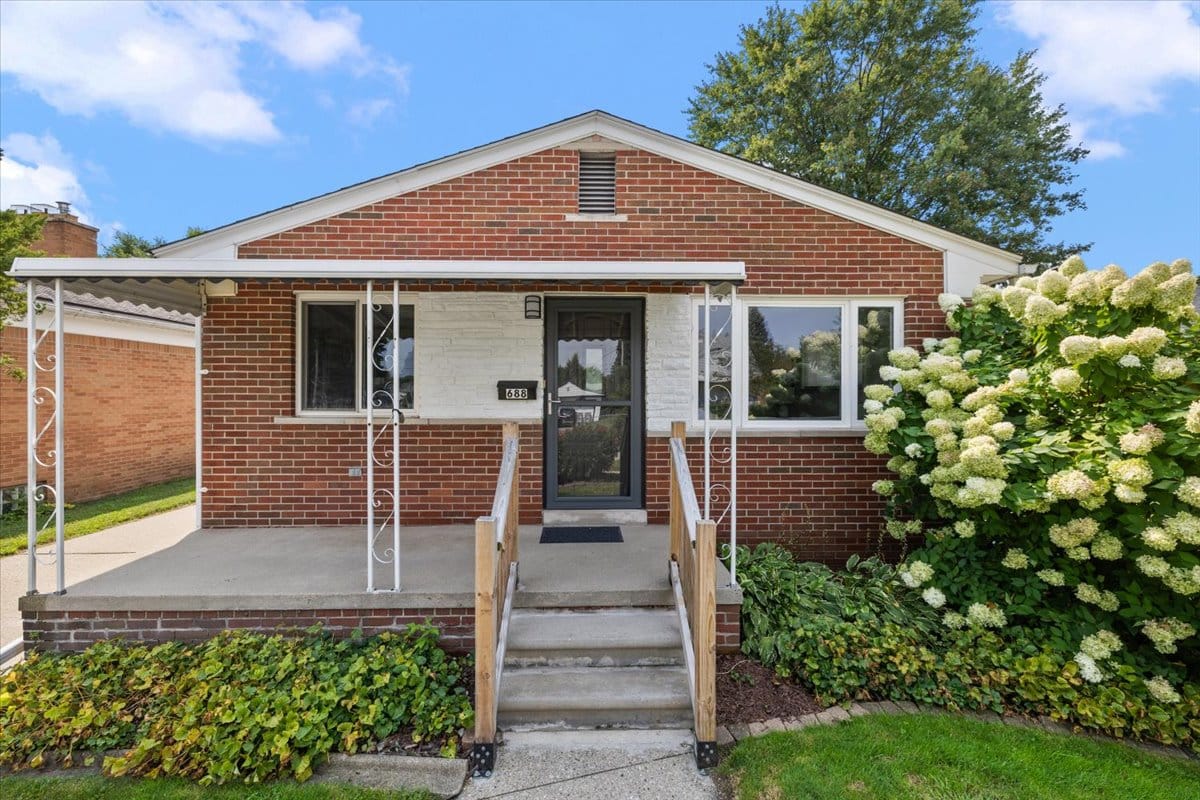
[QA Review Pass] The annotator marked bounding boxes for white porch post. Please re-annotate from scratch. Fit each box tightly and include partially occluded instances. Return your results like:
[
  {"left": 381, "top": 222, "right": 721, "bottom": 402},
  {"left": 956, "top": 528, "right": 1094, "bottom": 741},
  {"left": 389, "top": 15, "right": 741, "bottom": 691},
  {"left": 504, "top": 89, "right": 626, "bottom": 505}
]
[
  {"left": 365, "top": 279, "right": 402, "bottom": 592},
  {"left": 701, "top": 282, "right": 738, "bottom": 588},
  {"left": 26, "top": 278, "right": 67, "bottom": 595},
  {"left": 366, "top": 280, "right": 376, "bottom": 591},
  {"left": 390, "top": 279, "right": 401, "bottom": 592},
  {"left": 728, "top": 284, "right": 738, "bottom": 587},
  {"left": 25, "top": 280, "right": 36, "bottom": 593},
  {"left": 194, "top": 315, "right": 204, "bottom": 530}
]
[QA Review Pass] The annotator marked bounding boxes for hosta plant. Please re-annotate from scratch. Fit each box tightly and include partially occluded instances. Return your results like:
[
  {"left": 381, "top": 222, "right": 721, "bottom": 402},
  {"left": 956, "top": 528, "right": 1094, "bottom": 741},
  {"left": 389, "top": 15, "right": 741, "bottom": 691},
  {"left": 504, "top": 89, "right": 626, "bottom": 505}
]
[{"left": 864, "top": 256, "right": 1199, "bottom": 701}]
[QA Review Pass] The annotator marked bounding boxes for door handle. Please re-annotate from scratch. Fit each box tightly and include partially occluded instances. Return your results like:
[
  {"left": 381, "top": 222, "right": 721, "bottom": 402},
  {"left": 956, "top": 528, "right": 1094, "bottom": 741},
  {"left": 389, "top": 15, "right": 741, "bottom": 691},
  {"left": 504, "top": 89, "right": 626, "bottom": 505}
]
[{"left": 547, "top": 394, "right": 561, "bottom": 417}]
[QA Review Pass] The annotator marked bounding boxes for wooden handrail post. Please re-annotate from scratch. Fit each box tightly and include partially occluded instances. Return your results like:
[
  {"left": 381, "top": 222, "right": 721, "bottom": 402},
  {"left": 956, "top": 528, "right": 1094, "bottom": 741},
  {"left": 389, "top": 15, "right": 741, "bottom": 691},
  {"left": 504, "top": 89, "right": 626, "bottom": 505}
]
[
  {"left": 693, "top": 518, "right": 718, "bottom": 769},
  {"left": 472, "top": 517, "right": 498, "bottom": 776},
  {"left": 502, "top": 422, "right": 520, "bottom": 568},
  {"left": 669, "top": 421, "right": 686, "bottom": 567}
]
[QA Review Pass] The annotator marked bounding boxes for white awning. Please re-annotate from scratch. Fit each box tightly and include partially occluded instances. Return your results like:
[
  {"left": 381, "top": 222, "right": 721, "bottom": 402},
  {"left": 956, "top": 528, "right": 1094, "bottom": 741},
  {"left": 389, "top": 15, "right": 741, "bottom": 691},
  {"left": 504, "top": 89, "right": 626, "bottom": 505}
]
[{"left": 12, "top": 257, "right": 747, "bottom": 282}]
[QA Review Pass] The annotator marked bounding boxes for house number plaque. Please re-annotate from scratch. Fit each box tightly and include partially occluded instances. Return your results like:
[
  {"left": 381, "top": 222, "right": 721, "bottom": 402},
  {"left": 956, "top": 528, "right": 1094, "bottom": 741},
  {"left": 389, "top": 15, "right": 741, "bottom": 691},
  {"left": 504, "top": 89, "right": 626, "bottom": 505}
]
[{"left": 497, "top": 380, "right": 538, "bottom": 401}]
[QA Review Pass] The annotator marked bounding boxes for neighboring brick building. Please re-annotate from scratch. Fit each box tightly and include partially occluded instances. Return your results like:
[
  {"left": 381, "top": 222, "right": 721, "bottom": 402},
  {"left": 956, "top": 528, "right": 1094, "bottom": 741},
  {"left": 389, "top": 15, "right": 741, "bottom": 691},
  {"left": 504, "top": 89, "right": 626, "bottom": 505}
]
[{"left": 0, "top": 204, "right": 195, "bottom": 504}]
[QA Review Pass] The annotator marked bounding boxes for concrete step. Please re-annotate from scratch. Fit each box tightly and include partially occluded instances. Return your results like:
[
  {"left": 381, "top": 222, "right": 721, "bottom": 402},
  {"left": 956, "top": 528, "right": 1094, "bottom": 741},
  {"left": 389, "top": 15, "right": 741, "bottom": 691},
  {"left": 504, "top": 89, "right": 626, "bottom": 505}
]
[
  {"left": 541, "top": 509, "right": 648, "bottom": 525},
  {"left": 505, "top": 608, "right": 683, "bottom": 667},
  {"left": 497, "top": 665, "right": 693, "bottom": 729}
]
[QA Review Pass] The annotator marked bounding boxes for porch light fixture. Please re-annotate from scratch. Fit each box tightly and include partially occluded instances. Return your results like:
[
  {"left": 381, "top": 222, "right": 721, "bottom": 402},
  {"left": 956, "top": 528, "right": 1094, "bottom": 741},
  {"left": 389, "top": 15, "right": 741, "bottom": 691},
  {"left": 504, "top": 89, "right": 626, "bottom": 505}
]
[{"left": 524, "top": 295, "right": 542, "bottom": 320}]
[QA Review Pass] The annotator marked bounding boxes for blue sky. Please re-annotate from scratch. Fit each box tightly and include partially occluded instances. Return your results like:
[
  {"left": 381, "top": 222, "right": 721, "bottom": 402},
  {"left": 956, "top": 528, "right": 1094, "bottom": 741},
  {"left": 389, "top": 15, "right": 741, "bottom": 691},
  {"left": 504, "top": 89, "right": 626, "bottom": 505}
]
[{"left": 1, "top": 0, "right": 1197, "bottom": 270}]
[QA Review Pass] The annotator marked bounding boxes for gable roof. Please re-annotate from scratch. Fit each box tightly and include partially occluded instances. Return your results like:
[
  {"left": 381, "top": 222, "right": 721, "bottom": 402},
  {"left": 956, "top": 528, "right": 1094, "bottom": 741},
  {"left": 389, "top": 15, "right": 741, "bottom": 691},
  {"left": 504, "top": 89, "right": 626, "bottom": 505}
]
[{"left": 156, "top": 110, "right": 1020, "bottom": 273}]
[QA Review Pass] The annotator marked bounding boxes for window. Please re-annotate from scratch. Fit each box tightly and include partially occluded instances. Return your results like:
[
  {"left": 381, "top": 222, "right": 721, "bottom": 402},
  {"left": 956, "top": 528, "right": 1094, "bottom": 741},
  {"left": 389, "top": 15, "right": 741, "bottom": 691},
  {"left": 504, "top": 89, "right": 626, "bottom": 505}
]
[
  {"left": 747, "top": 305, "right": 843, "bottom": 421},
  {"left": 694, "top": 298, "right": 902, "bottom": 428},
  {"left": 578, "top": 152, "right": 616, "bottom": 214},
  {"left": 298, "top": 297, "right": 415, "bottom": 414}
]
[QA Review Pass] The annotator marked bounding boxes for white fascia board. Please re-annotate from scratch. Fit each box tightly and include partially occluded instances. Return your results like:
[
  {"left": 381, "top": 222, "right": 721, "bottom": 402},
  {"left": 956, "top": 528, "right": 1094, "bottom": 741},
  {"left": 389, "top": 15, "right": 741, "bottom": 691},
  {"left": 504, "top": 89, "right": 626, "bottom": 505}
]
[
  {"left": 156, "top": 111, "right": 1019, "bottom": 275},
  {"left": 12, "top": 257, "right": 747, "bottom": 282}
]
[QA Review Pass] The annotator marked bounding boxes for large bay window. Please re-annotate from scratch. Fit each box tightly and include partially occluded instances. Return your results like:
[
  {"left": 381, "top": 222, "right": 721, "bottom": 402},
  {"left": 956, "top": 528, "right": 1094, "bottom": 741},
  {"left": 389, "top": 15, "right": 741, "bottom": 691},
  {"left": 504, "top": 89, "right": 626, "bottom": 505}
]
[
  {"left": 696, "top": 298, "right": 902, "bottom": 429},
  {"left": 297, "top": 295, "right": 415, "bottom": 414}
]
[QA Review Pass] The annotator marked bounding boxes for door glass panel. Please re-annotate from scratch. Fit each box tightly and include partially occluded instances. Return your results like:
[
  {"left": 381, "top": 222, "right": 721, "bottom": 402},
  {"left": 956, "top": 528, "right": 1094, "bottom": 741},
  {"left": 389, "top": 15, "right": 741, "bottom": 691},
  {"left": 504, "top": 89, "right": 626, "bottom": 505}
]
[
  {"left": 556, "top": 406, "right": 630, "bottom": 498},
  {"left": 555, "top": 311, "right": 632, "bottom": 401},
  {"left": 747, "top": 306, "right": 842, "bottom": 420}
]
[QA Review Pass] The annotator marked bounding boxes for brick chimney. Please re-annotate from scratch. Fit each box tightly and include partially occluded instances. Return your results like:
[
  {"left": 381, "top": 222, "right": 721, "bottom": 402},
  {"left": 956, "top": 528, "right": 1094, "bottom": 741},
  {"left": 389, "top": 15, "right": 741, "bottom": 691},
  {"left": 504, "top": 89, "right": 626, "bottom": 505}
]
[{"left": 19, "top": 202, "right": 99, "bottom": 257}]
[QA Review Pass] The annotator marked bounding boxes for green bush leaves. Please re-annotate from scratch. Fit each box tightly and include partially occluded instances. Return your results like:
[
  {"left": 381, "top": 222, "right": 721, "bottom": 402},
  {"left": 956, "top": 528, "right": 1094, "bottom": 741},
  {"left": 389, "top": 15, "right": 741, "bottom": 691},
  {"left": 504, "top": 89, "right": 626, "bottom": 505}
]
[
  {"left": 734, "top": 544, "right": 1200, "bottom": 753},
  {"left": 0, "top": 626, "right": 473, "bottom": 784}
]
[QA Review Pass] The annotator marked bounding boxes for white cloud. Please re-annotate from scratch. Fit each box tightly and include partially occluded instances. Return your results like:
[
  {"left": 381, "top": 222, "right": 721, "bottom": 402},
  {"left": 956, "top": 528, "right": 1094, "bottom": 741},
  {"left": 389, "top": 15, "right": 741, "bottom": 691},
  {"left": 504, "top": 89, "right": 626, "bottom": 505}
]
[
  {"left": 1001, "top": 1, "right": 1200, "bottom": 115},
  {"left": 1068, "top": 121, "right": 1127, "bottom": 162},
  {"left": 347, "top": 98, "right": 395, "bottom": 128},
  {"left": 0, "top": 1, "right": 408, "bottom": 144},
  {"left": 999, "top": 1, "right": 1200, "bottom": 159},
  {"left": 0, "top": 133, "right": 91, "bottom": 219}
]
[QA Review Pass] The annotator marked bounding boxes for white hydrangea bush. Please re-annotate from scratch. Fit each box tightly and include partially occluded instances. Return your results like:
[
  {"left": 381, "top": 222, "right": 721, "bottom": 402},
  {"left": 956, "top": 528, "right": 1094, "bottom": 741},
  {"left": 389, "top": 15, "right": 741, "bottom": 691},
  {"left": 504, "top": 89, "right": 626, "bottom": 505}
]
[{"left": 865, "top": 257, "right": 1199, "bottom": 693}]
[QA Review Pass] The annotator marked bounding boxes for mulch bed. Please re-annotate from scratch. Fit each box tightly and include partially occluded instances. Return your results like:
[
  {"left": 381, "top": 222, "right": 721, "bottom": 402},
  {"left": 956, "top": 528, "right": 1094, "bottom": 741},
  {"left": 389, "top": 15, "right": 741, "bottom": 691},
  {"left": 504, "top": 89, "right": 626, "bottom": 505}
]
[{"left": 716, "top": 653, "right": 823, "bottom": 724}]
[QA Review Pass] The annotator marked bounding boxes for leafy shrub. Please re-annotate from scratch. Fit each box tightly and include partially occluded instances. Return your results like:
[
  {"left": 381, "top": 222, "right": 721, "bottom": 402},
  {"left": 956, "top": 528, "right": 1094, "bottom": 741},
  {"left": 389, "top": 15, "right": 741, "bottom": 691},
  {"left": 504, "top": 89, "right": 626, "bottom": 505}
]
[
  {"left": 0, "top": 625, "right": 473, "bottom": 784},
  {"left": 861, "top": 257, "right": 1198, "bottom": 700},
  {"left": 737, "top": 545, "right": 940, "bottom": 670},
  {"left": 734, "top": 544, "right": 1200, "bottom": 752}
]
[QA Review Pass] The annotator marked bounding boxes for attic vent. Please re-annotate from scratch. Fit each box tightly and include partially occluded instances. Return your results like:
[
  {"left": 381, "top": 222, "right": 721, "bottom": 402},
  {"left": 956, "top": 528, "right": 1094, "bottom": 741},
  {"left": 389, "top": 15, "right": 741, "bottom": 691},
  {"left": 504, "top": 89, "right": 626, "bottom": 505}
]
[{"left": 578, "top": 152, "right": 616, "bottom": 214}]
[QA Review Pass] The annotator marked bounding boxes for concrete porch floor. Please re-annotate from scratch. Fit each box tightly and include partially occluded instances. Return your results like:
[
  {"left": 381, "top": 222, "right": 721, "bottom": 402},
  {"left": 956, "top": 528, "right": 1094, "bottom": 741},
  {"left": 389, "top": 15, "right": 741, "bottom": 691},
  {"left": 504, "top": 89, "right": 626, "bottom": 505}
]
[{"left": 20, "top": 524, "right": 741, "bottom": 614}]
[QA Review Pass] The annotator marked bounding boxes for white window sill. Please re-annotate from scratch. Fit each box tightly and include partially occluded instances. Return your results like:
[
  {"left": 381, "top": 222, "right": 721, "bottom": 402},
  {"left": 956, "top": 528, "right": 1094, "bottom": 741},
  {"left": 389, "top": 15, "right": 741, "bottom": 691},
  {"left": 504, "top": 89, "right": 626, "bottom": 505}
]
[
  {"left": 274, "top": 414, "right": 416, "bottom": 425},
  {"left": 650, "top": 426, "right": 868, "bottom": 439},
  {"left": 273, "top": 415, "right": 538, "bottom": 426},
  {"left": 563, "top": 213, "right": 627, "bottom": 222}
]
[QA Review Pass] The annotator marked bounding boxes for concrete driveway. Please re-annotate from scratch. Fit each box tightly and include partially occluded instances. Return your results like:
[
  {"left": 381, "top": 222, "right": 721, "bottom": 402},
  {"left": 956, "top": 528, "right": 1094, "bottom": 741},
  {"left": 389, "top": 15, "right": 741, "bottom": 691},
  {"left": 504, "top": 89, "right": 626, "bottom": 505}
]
[{"left": 0, "top": 505, "right": 196, "bottom": 646}]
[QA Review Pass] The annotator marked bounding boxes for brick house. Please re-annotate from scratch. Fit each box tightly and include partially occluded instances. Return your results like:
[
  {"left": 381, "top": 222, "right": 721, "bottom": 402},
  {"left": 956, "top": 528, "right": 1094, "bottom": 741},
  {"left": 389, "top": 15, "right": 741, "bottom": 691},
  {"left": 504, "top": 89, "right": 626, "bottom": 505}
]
[
  {"left": 0, "top": 204, "right": 195, "bottom": 506},
  {"left": 12, "top": 112, "right": 1018, "bottom": 767}
]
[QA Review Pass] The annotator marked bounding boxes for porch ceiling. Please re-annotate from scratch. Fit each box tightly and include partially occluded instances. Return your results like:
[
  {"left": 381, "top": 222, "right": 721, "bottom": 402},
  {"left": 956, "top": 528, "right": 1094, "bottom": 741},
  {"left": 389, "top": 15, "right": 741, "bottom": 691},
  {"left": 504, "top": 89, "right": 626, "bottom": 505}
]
[{"left": 20, "top": 524, "right": 741, "bottom": 613}]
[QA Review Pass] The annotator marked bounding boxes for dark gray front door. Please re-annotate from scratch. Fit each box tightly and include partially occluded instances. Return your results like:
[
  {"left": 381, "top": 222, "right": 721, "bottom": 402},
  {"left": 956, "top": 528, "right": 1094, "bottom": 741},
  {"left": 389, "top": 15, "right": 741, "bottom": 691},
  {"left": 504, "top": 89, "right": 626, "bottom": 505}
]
[{"left": 544, "top": 298, "right": 644, "bottom": 510}]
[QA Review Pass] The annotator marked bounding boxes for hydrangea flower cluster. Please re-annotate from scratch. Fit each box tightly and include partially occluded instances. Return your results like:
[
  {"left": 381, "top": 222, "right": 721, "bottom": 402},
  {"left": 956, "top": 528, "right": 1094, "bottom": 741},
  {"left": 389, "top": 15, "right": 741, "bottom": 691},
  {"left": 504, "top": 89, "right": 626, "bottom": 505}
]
[
  {"left": 1144, "top": 676, "right": 1181, "bottom": 705},
  {"left": 865, "top": 256, "right": 1198, "bottom": 689},
  {"left": 1141, "top": 618, "right": 1196, "bottom": 655},
  {"left": 966, "top": 603, "right": 1007, "bottom": 629},
  {"left": 1000, "top": 548, "right": 1029, "bottom": 569}
]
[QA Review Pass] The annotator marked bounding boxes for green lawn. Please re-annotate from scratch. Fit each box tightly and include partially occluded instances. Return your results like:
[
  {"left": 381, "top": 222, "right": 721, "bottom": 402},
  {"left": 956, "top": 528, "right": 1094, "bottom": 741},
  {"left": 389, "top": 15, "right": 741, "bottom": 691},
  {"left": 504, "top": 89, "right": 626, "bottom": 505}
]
[
  {"left": 0, "top": 477, "right": 195, "bottom": 556},
  {"left": 721, "top": 713, "right": 1200, "bottom": 800},
  {"left": 0, "top": 775, "right": 433, "bottom": 800}
]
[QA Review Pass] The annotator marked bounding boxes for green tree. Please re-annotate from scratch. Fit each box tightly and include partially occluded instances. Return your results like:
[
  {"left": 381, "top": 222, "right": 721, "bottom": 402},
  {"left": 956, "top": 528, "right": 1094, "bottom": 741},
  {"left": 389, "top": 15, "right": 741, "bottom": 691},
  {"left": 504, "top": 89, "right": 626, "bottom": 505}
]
[
  {"left": 103, "top": 231, "right": 166, "bottom": 258},
  {"left": 688, "top": 0, "right": 1088, "bottom": 264},
  {"left": 0, "top": 209, "right": 47, "bottom": 378}
]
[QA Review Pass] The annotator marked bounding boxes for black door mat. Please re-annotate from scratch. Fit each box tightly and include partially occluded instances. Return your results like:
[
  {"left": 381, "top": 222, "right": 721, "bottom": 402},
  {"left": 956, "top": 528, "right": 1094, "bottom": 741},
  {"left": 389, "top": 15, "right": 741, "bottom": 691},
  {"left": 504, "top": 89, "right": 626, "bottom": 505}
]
[{"left": 539, "top": 525, "right": 624, "bottom": 543}]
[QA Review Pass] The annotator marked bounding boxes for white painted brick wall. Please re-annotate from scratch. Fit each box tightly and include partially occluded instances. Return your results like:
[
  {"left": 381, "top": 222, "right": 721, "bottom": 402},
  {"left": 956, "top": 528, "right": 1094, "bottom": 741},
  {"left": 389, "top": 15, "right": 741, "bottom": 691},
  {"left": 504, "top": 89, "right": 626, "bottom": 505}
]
[
  {"left": 645, "top": 294, "right": 693, "bottom": 433},
  {"left": 413, "top": 292, "right": 694, "bottom": 427},
  {"left": 414, "top": 293, "right": 543, "bottom": 420}
]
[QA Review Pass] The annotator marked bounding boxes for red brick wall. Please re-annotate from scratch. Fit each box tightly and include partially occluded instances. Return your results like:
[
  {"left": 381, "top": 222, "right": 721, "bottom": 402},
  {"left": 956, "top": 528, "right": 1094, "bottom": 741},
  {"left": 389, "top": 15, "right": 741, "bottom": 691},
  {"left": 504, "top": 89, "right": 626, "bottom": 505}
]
[
  {"left": 32, "top": 213, "right": 99, "bottom": 258},
  {"left": 0, "top": 327, "right": 195, "bottom": 502},
  {"left": 24, "top": 603, "right": 742, "bottom": 654},
  {"left": 200, "top": 147, "right": 945, "bottom": 560}
]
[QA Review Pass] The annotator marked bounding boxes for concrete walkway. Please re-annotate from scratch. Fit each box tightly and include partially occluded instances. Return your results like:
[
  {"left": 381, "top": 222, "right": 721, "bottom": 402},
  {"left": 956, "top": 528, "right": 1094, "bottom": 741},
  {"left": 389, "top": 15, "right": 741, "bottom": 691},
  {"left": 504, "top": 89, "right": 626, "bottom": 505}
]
[
  {"left": 459, "top": 730, "right": 715, "bottom": 800},
  {"left": 0, "top": 505, "right": 196, "bottom": 644}
]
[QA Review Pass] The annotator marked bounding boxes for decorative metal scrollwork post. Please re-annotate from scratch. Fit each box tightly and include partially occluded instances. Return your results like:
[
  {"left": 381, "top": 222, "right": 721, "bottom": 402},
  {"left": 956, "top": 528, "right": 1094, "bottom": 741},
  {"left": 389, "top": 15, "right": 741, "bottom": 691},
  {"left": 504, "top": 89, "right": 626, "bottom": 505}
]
[
  {"left": 26, "top": 278, "right": 66, "bottom": 595},
  {"left": 366, "top": 279, "right": 403, "bottom": 592},
  {"left": 702, "top": 282, "right": 738, "bottom": 586}
]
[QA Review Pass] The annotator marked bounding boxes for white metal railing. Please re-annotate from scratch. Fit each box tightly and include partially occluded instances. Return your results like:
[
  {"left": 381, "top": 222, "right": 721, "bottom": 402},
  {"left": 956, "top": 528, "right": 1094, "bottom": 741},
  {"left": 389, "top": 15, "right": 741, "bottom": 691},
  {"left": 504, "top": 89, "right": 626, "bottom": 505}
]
[
  {"left": 668, "top": 420, "right": 718, "bottom": 769},
  {"left": 471, "top": 422, "right": 521, "bottom": 778},
  {"left": 26, "top": 279, "right": 66, "bottom": 596},
  {"left": 365, "top": 279, "right": 402, "bottom": 592},
  {"left": 702, "top": 282, "right": 738, "bottom": 587}
]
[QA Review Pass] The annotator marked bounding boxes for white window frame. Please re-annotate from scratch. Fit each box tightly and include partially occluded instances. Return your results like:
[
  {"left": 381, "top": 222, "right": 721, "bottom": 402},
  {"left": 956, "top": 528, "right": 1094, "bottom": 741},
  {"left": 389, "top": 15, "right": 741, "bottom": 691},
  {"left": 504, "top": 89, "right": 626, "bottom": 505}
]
[
  {"left": 692, "top": 296, "right": 903, "bottom": 431},
  {"left": 294, "top": 291, "right": 418, "bottom": 417}
]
